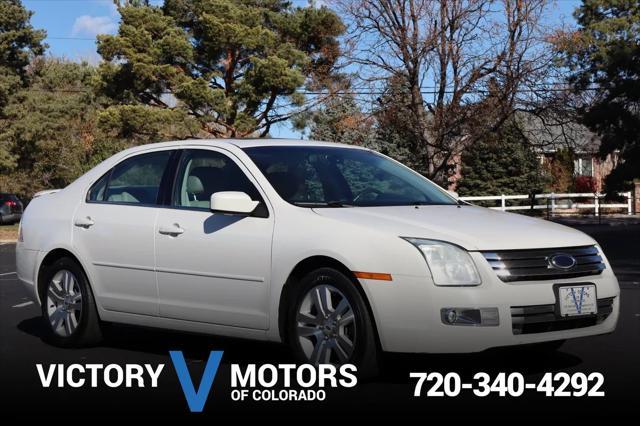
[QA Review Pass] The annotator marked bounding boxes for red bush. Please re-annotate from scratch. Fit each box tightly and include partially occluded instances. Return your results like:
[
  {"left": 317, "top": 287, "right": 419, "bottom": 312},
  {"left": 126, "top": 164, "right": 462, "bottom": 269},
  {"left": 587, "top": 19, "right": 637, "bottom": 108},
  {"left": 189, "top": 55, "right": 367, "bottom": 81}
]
[{"left": 575, "top": 175, "right": 597, "bottom": 193}]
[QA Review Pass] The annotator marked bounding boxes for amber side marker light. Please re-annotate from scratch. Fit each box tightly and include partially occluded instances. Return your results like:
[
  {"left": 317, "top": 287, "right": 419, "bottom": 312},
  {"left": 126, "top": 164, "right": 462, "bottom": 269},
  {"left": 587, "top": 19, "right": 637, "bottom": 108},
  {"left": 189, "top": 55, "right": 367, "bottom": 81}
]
[{"left": 353, "top": 271, "right": 393, "bottom": 281}]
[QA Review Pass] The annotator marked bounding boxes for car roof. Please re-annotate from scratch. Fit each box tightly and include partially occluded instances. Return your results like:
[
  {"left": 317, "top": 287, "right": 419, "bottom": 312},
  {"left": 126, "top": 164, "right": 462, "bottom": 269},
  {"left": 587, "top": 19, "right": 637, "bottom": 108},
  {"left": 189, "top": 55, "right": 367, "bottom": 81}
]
[
  {"left": 122, "top": 138, "right": 368, "bottom": 155},
  {"left": 229, "top": 138, "right": 362, "bottom": 149}
]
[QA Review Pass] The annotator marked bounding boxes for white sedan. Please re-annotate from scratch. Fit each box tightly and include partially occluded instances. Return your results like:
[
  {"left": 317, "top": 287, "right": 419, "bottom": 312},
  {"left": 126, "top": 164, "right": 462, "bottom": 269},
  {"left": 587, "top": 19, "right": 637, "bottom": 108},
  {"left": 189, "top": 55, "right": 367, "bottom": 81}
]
[{"left": 16, "top": 139, "right": 619, "bottom": 375}]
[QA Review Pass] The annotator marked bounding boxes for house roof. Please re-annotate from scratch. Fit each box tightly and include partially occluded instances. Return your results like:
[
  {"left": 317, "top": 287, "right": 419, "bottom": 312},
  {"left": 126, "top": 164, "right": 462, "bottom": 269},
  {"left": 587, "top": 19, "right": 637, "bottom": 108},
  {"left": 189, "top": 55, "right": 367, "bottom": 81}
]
[{"left": 515, "top": 112, "right": 601, "bottom": 154}]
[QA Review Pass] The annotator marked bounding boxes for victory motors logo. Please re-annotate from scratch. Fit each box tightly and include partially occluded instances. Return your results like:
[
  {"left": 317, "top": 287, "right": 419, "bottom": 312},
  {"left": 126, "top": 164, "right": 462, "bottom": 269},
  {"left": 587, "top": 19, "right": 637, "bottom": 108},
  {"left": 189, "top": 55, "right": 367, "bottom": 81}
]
[
  {"left": 170, "top": 351, "right": 223, "bottom": 412},
  {"left": 36, "top": 351, "right": 357, "bottom": 413}
]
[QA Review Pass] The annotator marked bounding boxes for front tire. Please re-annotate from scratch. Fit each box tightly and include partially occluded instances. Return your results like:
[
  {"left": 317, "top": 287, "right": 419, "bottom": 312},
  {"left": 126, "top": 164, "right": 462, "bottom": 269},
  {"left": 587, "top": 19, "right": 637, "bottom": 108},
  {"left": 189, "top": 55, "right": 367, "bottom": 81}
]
[
  {"left": 287, "top": 268, "right": 379, "bottom": 377},
  {"left": 41, "top": 257, "right": 102, "bottom": 347}
]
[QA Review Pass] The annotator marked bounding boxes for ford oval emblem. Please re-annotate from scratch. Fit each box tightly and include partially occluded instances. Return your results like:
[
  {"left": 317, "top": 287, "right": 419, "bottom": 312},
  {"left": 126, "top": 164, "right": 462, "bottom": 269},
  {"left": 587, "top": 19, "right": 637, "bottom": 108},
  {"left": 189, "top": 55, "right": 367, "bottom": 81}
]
[{"left": 549, "top": 254, "right": 577, "bottom": 270}]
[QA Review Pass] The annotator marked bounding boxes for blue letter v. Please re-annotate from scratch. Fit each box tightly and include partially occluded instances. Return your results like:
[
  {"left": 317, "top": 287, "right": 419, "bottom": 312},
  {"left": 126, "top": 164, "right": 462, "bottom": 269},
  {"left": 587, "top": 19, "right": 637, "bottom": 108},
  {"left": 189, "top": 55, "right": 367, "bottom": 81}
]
[{"left": 170, "top": 350, "right": 223, "bottom": 412}]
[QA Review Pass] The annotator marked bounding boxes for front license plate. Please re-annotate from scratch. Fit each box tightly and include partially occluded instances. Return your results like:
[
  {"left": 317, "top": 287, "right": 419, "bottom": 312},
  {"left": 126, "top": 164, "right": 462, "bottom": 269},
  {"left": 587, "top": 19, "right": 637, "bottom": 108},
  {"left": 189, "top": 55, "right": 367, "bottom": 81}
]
[{"left": 558, "top": 285, "right": 597, "bottom": 316}]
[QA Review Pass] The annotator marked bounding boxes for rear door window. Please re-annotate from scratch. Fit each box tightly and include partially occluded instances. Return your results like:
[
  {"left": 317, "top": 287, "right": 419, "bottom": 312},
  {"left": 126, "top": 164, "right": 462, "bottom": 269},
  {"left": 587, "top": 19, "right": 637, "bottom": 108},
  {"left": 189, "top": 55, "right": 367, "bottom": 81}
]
[{"left": 91, "top": 151, "right": 172, "bottom": 205}]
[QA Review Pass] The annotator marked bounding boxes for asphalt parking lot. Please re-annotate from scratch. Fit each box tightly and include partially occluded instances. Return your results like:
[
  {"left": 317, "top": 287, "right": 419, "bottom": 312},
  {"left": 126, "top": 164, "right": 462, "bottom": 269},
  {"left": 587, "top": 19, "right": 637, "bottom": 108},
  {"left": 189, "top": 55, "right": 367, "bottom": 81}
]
[{"left": 0, "top": 222, "right": 639, "bottom": 419}]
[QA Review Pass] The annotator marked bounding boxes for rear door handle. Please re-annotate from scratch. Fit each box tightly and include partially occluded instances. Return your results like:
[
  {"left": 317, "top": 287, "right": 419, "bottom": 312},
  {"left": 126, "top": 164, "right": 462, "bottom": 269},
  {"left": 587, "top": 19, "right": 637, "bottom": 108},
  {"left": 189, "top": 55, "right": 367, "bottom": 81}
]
[
  {"left": 158, "top": 224, "right": 184, "bottom": 236},
  {"left": 74, "top": 216, "right": 95, "bottom": 228}
]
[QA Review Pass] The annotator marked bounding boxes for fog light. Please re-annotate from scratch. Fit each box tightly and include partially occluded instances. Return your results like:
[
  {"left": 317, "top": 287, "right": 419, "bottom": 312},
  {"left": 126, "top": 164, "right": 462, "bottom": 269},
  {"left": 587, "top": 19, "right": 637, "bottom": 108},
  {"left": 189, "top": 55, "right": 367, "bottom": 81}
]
[
  {"left": 445, "top": 309, "right": 457, "bottom": 324},
  {"left": 440, "top": 308, "right": 499, "bottom": 327}
]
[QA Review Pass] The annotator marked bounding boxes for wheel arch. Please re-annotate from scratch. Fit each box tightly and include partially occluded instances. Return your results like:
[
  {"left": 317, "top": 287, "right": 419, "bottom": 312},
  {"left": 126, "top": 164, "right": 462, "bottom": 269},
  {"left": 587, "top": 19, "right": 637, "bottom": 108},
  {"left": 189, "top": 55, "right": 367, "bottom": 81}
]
[
  {"left": 277, "top": 255, "right": 381, "bottom": 349},
  {"left": 36, "top": 248, "right": 89, "bottom": 305}
]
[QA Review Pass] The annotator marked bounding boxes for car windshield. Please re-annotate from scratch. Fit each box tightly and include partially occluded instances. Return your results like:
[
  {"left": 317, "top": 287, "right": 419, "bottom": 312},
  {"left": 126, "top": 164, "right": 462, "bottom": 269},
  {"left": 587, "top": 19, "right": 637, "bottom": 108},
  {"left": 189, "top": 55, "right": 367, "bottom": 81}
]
[{"left": 243, "top": 146, "right": 457, "bottom": 207}]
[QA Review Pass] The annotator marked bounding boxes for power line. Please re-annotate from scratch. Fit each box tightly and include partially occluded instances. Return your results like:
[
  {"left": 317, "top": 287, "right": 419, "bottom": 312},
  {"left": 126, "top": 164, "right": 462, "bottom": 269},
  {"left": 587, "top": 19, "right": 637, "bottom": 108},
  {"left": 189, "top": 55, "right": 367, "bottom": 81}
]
[
  {"left": 47, "top": 36, "right": 97, "bottom": 40},
  {"left": 17, "top": 86, "right": 601, "bottom": 96}
]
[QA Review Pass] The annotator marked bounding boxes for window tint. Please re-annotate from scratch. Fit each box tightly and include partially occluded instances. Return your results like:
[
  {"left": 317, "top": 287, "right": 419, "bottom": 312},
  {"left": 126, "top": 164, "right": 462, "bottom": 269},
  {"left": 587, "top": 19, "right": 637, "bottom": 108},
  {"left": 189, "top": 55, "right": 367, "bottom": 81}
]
[
  {"left": 174, "top": 149, "right": 261, "bottom": 209},
  {"left": 244, "top": 146, "right": 456, "bottom": 207},
  {"left": 101, "top": 151, "right": 172, "bottom": 205},
  {"left": 88, "top": 173, "right": 109, "bottom": 202}
]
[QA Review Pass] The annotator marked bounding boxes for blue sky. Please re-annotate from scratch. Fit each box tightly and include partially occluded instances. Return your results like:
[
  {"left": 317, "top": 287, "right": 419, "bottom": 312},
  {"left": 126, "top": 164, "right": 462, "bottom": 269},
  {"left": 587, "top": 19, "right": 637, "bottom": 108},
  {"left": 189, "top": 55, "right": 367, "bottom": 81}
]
[{"left": 24, "top": 0, "right": 583, "bottom": 139}]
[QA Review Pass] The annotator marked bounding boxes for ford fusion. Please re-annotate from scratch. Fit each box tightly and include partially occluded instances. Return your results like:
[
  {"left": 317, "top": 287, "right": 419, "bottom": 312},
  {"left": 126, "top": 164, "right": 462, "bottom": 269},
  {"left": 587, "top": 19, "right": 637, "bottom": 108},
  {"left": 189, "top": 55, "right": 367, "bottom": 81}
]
[{"left": 16, "top": 140, "right": 619, "bottom": 374}]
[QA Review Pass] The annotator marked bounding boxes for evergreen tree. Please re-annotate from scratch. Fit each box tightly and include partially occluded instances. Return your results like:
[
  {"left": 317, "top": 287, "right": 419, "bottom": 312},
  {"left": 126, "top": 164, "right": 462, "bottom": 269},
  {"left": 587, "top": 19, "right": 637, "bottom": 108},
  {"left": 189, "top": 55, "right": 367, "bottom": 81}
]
[
  {"left": 456, "top": 122, "right": 547, "bottom": 196},
  {"left": 97, "top": 0, "right": 345, "bottom": 140},
  {"left": 0, "top": 0, "right": 46, "bottom": 169},
  {"left": 0, "top": 59, "right": 107, "bottom": 197},
  {"left": 558, "top": 0, "right": 640, "bottom": 192},
  {"left": 372, "top": 77, "right": 431, "bottom": 177},
  {"left": 308, "top": 94, "right": 375, "bottom": 146}
]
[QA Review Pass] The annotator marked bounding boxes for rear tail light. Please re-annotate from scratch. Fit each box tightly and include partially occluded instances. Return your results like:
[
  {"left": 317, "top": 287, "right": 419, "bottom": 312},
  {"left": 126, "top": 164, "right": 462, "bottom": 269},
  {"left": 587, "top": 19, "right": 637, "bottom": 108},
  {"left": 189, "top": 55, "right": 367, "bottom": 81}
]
[{"left": 4, "top": 201, "right": 16, "bottom": 207}]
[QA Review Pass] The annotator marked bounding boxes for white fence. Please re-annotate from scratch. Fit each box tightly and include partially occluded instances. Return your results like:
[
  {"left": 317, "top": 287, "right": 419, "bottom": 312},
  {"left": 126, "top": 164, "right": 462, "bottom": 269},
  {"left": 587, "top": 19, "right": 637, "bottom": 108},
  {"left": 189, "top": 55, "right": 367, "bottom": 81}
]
[{"left": 459, "top": 192, "right": 633, "bottom": 216}]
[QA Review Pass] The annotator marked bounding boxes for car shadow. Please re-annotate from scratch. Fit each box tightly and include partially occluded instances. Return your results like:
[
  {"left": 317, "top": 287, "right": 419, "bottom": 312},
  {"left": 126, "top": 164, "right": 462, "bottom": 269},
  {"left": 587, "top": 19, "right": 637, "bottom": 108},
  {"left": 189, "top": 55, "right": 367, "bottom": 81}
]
[
  {"left": 17, "top": 316, "right": 582, "bottom": 379},
  {"left": 17, "top": 316, "right": 292, "bottom": 364},
  {"left": 203, "top": 214, "right": 244, "bottom": 234}
]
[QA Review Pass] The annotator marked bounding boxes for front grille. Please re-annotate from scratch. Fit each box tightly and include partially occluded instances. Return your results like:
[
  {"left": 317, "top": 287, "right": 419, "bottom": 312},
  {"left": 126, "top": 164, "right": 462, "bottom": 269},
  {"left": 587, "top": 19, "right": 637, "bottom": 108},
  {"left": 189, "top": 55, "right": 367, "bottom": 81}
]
[
  {"left": 511, "top": 297, "right": 614, "bottom": 335},
  {"left": 482, "top": 245, "right": 605, "bottom": 282}
]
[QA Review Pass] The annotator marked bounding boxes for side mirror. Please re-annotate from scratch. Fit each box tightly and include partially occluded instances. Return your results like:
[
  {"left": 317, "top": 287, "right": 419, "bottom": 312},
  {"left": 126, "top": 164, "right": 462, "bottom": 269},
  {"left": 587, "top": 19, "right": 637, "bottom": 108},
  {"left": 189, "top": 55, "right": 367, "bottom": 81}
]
[
  {"left": 447, "top": 190, "right": 459, "bottom": 199},
  {"left": 210, "top": 192, "right": 259, "bottom": 214}
]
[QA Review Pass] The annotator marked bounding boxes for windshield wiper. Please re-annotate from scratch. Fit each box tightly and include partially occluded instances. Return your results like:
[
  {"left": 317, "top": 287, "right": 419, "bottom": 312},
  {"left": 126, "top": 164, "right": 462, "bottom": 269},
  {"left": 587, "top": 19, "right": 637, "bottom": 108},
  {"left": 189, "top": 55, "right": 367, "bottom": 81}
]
[
  {"left": 292, "top": 201, "right": 353, "bottom": 208},
  {"left": 326, "top": 200, "right": 353, "bottom": 207},
  {"left": 402, "top": 201, "right": 460, "bottom": 206}
]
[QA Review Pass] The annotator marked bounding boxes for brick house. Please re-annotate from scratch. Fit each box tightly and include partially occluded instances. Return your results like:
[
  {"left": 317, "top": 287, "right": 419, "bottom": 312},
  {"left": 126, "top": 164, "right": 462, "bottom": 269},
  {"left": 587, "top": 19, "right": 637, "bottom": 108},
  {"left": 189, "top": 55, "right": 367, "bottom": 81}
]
[
  {"left": 448, "top": 114, "right": 619, "bottom": 194},
  {"left": 522, "top": 115, "right": 619, "bottom": 193}
]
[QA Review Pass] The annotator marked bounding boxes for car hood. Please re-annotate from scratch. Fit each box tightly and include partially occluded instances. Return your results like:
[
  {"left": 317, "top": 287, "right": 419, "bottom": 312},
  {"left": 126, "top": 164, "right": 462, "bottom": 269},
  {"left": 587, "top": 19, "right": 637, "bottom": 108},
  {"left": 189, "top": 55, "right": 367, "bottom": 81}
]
[{"left": 313, "top": 205, "right": 595, "bottom": 251}]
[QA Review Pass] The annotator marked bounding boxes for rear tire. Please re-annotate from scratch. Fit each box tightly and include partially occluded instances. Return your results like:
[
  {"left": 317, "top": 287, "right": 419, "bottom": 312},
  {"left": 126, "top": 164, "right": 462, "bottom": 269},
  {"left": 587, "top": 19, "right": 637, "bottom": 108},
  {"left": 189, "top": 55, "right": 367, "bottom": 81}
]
[
  {"left": 40, "top": 257, "right": 102, "bottom": 347},
  {"left": 287, "top": 267, "right": 379, "bottom": 377}
]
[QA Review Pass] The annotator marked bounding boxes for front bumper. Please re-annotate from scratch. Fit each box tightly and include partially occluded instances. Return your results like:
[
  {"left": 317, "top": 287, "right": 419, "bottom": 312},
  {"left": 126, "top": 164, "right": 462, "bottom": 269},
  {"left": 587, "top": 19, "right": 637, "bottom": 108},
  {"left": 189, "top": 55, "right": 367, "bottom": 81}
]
[{"left": 359, "top": 252, "right": 620, "bottom": 353}]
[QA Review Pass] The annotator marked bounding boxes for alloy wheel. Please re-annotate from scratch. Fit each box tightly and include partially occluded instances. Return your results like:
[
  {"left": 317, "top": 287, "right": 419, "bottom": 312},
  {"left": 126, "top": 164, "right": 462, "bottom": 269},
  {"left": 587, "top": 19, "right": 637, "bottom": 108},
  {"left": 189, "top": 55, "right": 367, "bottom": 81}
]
[
  {"left": 46, "top": 269, "right": 83, "bottom": 337},
  {"left": 296, "top": 284, "right": 356, "bottom": 364}
]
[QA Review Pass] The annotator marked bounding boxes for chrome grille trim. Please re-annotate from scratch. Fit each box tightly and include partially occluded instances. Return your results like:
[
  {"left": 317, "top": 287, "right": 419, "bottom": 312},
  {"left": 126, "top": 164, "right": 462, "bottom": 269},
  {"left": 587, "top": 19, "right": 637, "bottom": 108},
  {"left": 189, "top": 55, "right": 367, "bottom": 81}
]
[
  {"left": 510, "top": 297, "right": 614, "bottom": 335},
  {"left": 482, "top": 245, "right": 605, "bottom": 282}
]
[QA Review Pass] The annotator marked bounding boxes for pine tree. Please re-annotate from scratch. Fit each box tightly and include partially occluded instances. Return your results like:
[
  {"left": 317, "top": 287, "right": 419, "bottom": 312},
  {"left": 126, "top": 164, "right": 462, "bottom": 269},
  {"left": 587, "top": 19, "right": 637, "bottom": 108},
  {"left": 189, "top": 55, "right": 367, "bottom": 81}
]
[
  {"left": 0, "top": 0, "right": 46, "bottom": 170},
  {"left": 308, "top": 94, "right": 375, "bottom": 146},
  {"left": 97, "top": 0, "right": 345, "bottom": 140},
  {"left": 558, "top": 0, "right": 640, "bottom": 192},
  {"left": 456, "top": 122, "right": 547, "bottom": 197},
  {"left": 0, "top": 59, "right": 106, "bottom": 198}
]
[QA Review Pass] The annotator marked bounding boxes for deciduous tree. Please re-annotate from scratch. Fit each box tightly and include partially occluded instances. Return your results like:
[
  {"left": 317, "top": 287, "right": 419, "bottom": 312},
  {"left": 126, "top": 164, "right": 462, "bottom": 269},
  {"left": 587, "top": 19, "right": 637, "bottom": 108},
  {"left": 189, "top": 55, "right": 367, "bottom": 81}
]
[{"left": 339, "top": 0, "right": 554, "bottom": 185}]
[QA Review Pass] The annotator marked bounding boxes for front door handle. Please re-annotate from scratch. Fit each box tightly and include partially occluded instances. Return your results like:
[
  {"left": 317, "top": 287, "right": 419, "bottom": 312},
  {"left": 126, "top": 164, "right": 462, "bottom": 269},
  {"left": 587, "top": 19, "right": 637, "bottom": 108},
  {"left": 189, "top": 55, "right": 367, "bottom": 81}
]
[
  {"left": 74, "top": 216, "right": 95, "bottom": 228},
  {"left": 158, "top": 224, "right": 184, "bottom": 236}
]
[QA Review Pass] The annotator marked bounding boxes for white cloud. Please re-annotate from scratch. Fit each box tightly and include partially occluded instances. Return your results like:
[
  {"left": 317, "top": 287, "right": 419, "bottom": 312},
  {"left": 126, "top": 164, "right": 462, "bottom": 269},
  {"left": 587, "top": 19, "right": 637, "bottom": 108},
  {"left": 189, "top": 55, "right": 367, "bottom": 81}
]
[
  {"left": 104, "top": 0, "right": 120, "bottom": 17},
  {"left": 73, "top": 49, "right": 103, "bottom": 66},
  {"left": 71, "top": 15, "right": 117, "bottom": 37}
]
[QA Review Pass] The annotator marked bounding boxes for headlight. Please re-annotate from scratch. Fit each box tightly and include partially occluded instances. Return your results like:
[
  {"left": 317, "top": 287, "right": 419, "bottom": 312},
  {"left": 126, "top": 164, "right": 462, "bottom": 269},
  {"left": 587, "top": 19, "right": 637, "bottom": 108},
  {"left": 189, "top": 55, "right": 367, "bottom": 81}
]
[{"left": 404, "top": 238, "right": 481, "bottom": 286}]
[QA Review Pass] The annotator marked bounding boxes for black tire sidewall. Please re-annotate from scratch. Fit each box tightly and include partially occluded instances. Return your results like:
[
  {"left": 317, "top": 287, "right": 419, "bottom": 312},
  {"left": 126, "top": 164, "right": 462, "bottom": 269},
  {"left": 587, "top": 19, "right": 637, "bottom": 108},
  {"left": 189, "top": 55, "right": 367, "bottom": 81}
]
[
  {"left": 40, "top": 257, "right": 98, "bottom": 347},
  {"left": 287, "top": 268, "right": 378, "bottom": 372}
]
